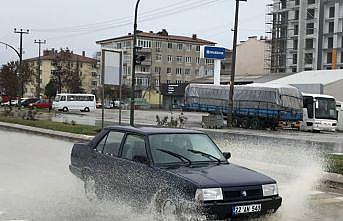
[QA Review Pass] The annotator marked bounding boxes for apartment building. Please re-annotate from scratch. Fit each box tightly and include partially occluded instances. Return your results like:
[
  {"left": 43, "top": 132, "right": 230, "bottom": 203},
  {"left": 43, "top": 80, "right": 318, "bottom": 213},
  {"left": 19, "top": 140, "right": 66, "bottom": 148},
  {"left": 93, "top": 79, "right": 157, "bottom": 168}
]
[
  {"left": 25, "top": 49, "right": 99, "bottom": 97},
  {"left": 270, "top": 0, "right": 343, "bottom": 73},
  {"left": 96, "top": 29, "right": 216, "bottom": 92}
]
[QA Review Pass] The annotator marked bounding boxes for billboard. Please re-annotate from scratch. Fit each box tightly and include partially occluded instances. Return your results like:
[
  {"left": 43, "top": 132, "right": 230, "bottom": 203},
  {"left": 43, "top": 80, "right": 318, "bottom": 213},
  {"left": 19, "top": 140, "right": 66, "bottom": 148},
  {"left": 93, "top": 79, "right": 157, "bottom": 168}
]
[
  {"left": 203, "top": 46, "right": 226, "bottom": 60},
  {"left": 102, "top": 49, "right": 122, "bottom": 86}
]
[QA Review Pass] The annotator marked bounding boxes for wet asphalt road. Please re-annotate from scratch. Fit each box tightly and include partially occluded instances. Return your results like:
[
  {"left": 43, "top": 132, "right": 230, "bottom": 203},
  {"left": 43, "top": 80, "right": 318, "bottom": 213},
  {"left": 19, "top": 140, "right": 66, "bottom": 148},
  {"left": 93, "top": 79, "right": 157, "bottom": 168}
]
[{"left": 0, "top": 129, "right": 342, "bottom": 221}]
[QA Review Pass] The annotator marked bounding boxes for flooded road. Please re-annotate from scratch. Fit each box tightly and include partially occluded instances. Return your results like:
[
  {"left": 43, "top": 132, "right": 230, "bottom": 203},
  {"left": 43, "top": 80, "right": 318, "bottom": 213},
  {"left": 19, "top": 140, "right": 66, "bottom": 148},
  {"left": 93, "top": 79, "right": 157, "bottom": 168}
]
[{"left": 0, "top": 129, "right": 342, "bottom": 221}]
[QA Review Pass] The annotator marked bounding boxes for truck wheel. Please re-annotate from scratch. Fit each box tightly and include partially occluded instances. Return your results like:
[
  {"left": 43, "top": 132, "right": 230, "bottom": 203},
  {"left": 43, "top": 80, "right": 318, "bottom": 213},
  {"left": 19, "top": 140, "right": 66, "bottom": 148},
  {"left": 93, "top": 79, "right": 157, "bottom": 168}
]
[
  {"left": 251, "top": 118, "right": 261, "bottom": 130},
  {"left": 232, "top": 118, "right": 240, "bottom": 128},
  {"left": 241, "top": 118, "right": 250, "bottom": 129}
]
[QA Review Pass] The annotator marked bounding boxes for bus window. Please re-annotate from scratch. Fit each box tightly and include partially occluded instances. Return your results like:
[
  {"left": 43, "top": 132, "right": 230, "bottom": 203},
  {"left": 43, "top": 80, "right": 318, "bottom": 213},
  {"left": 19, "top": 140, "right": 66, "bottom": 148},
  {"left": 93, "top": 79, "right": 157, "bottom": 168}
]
[
  {"left": 303, "top": 96, "right": 314, "bottom": 119},
  {"left": 60, "top": 96, "right": 66, "bottom": 101}
]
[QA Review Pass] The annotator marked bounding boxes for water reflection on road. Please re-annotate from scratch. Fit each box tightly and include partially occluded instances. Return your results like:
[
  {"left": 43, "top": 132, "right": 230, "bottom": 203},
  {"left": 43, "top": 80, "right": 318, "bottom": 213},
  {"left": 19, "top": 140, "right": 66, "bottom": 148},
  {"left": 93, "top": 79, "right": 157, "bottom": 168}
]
[{"left": 0, "top": 129, "right": 341, "bottom": 221}]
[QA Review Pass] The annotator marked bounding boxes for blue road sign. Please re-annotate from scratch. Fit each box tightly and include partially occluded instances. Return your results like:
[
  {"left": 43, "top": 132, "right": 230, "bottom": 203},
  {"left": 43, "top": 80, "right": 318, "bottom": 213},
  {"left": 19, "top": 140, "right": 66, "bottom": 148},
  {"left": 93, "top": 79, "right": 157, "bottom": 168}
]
[{"left": 204, "top": 46, "right": 226, "bottom": 60}]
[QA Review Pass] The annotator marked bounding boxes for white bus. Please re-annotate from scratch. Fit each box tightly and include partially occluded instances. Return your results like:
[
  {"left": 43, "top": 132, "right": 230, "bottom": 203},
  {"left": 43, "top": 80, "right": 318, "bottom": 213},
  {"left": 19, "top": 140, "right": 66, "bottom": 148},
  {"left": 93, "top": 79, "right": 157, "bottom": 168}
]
[
  {"left": 53, "top": 93, "right": 96, "bottom": 112},
  {"left": 301, "top": 93, "right": 337, "bottom": 132}
]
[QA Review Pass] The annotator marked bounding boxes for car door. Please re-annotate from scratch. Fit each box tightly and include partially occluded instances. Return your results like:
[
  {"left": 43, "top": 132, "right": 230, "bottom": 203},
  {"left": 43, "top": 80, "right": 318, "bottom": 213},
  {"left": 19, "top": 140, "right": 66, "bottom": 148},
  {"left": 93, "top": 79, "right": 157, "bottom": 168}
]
[{"left": 117, "top": 133, "right": 155, "bottom": 206}]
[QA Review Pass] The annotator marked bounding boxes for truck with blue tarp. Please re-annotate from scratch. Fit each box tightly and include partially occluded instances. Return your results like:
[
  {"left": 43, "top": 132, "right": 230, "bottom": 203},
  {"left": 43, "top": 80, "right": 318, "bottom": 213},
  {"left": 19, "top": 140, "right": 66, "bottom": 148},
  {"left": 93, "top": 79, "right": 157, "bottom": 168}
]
[{"left": 184, "top": 83, "right": 303, "bottom": 129}]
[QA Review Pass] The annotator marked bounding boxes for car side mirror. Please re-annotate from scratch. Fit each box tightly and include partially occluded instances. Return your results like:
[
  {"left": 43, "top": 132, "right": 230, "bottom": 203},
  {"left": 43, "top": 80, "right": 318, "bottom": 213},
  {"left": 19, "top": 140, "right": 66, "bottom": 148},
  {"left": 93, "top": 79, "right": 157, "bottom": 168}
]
[
  {"left": 223, "top": 152, "right": 231, "bottom": 160},
  {"left": 133, "top": 155, "right": 149, "bottom": 165}
]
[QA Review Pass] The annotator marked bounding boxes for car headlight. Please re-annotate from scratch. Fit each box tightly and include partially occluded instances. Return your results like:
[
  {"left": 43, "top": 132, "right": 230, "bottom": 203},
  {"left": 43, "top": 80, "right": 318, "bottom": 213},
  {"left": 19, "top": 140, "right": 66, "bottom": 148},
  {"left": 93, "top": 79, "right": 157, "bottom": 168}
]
[
  {"left": 262, "top": 184, "right": 279, "bottom": 197},
  {"left": 195, "top": 188, "right": 223, "bottom": 201}
]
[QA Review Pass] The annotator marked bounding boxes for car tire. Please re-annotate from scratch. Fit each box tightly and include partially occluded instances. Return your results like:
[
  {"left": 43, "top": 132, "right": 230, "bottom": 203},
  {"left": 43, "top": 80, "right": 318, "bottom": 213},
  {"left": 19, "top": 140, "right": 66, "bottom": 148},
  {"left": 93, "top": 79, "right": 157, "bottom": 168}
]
[
  {"left": 250, "top": 118, "right": 261, "bottom": 130},
  {"left": 83, "top": 174, "right": 99, "bottom": 202},
  {"left": 84, "top": 107, "right": 90, "bottom": 112},
  {"left": 241, "top": 117, "right": 250, "bottom": 129},
  {"left": 63, "top": 107, "right": 69, "bottom": 112},
  {"left": 232, "top": 118, "right": 240, "bottom": 128}
]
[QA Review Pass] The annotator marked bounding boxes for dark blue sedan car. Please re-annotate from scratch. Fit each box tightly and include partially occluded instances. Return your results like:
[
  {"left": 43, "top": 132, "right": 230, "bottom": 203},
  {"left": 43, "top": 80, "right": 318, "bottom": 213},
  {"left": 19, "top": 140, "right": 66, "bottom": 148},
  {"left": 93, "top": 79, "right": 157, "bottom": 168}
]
[{"left": 69, "top": 126, "right": 282, "bottom": 220}]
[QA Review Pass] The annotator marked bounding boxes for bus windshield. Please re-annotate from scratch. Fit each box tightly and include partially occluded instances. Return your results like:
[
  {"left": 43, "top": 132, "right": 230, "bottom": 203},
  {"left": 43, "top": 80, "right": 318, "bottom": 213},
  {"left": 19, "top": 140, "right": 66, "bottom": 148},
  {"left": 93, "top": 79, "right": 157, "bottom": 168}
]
[
  {"left": 315, "top": 98, "right": 336, "bottom": 120},
  {"left": 54, "top": 95, "right": 61, "bottom": 102}
]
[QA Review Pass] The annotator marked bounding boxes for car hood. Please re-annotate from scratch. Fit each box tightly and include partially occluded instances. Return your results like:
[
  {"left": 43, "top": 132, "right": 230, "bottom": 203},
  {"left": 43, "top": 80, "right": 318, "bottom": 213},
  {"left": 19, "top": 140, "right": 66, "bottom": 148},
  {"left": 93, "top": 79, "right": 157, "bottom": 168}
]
[{"left": 166, "top": 163, "right": 276, "bottom": 187}]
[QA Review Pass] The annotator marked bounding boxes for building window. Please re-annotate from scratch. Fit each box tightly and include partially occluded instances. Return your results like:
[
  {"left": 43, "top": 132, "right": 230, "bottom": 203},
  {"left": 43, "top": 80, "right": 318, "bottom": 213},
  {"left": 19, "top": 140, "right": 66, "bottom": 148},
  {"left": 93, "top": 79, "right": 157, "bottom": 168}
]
[
  {"left": 195, "top": 57, "right": 200, "bottom": 64},
  {"left": 156, "top": 54, "right": 162, "bottom": 61},
  {"left": 308, "top": 0, "right": 315, "bottom": 5},
  {"left": 196, "top": 45, "right": 200, "bottom": 52},
  {"left": 206, "top": 59, "right": 214, "bottom": 65},
  {"left": 305, "top": 53, "right": 313, "bottom": 64},
  {"left": 155, "top": 41, "right": 162, "bottom": 48},
  {"left": 176, "top": 56, "right": 183, "bottom": 63},
  {"left": 329, "top": 6, "right": 335, "bottom": 18},
  {"left": 91, "top": 72, "right": 97, "bottom": 77},
  {"left": 328, "top": 22, "right": 334, "bottom": 33},
  {"left": 341, "top": 51, "right": 343, "bottom": 63},
  {"left": 294, "top": 10, "right": 299, "bottom": 20},
  {"left": 167, "top": 80, "right": 171, "bottom": 84},
  {"left": 341, "top": 36, "right": 343, "bottom": 48},
  {"left": 280, "top": 0, "right": 286, "bottom": 9},
  {"left": 307, "top": 9, "right": 315, "bottom": 20},
  {"left": 305, "top": 38, "right": 314, "bottom": 49},
  {"left": 295, "top": 0, "right": 299, "bottom": 6},
  {"left": 167, "top": 55, "right": 173, "bottom": 62},
  {"left": 328, "top": 37, "right": 333, "bottom": 49},
  {"left": 167, "top": 67, "right": 172, "bottom": 74},
  {"left": 184, "top": 69, "right": 191, "bottom": 75},
  {"left": 294, "top": 25, "right": 299, "bottom": 35},
  {"left": 293, "top": 54, "right": 297, "bottom": 64},
  {"left": 293, "top": 39, "right": 298, "bottom": 50},
  {"left": 91, "top": 81, "right": 97, "bottom": 87},
  {"left": 327, "top": 52, "right": 332, "bottom": 64},
  {"left": 306, "top": 23, "right": 314, "bottom": 35},
  {"left": 168, "top": 42, "right": 173, "bottom": 49},
  {"left": 292, "top": 67, "right": 297, "bottom": 73},
  {"left": 137, "top": 39, "right": 151, "bottom": 48},
  {"left": 177, "top": 43, "right": 183, "bottom": 50},
  {"left": 195, "top": 69, "right": 200, "bottom": 75},
  {"left": 176, "top": 68, "right": 182, "bottom": 75},
  {"left": 185, "top": 57, "right": 192, "bottom": 63},
  {"left": 186, "top": 44, "right": 192, "bottom": 51},
  {"left": 176, "top": 80, "right": 183, "bottom": 84},
  {"left": 155, "top": 66, "right": 161, "bottom": 73}
]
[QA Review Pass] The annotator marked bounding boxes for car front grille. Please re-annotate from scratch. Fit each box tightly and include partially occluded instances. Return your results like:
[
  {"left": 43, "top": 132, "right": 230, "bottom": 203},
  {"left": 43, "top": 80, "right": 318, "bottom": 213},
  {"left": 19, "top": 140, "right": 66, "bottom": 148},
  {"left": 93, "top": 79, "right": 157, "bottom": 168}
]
[{"left": 222, "top": 186, "right": 263, "bottom": 202}]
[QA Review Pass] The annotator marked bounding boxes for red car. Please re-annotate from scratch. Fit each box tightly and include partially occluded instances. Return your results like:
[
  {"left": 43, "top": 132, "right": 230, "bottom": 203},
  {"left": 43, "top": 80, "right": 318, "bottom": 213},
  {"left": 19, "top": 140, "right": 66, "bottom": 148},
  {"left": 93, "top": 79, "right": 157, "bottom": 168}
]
[{"left": 32, "top": 99, "right": 52, "bottom": 109}]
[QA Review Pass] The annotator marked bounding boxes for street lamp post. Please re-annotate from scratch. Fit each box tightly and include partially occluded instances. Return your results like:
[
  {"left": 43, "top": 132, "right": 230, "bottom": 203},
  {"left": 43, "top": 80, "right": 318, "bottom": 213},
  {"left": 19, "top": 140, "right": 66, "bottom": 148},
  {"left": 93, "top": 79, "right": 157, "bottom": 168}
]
[
  {"left": 130, "top": 0, "right": 141, "bottom": 127},
  {"left": 227, "top": 0, "right": 247, "bottom": 127}
]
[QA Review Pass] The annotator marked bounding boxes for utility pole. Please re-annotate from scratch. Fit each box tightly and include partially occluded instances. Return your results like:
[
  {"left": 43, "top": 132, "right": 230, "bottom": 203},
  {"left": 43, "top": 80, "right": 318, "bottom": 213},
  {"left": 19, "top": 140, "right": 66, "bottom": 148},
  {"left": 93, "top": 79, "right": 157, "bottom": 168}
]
[
  {"left": 227, "top": 0, "right": 246, "bottom": 127},
  {"left": 130, "top": 0, "right": 141, "bottom": 126},
  {"left": 14, "top": 28, "right": 29, "bottom": 102},
  {"left": 34, "top": 40, "right": 46, "bottom": 98}
]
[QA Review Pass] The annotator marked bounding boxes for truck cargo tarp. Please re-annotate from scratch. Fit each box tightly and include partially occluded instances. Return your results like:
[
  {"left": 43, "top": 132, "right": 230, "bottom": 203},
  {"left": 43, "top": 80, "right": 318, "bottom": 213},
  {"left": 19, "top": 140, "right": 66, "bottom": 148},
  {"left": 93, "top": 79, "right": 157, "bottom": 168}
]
[{"left": 185, "top": 83, "right": 303, "bottom": 110}]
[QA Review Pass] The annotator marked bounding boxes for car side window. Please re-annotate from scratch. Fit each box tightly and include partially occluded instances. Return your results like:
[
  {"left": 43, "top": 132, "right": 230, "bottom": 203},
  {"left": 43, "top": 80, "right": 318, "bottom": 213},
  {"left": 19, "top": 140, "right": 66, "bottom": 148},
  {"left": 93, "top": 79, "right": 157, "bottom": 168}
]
[
  {"left": 60, "top": 96, "right": 66, "bottom": 101},
  {"left": 95, "top": 134, "right": 108, "bottom": 153},
  {"left": 103, "top": 131, "right": 125, "bottom": 157},
  {"left": 122, "top": 134, "right": 148, "bottom": 162}
]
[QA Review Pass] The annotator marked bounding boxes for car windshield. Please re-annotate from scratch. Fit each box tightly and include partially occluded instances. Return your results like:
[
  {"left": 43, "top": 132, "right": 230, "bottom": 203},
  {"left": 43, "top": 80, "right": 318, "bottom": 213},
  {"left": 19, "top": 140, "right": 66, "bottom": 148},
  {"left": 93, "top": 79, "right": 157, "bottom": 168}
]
[
  {"left": 54, "top": 96, "right": 61, "bottom": 102},
  {"left": 315, "top": 98, "right": 337, "bottom": 120},
  {"left": 149, "top": 133, "right": 226, "bottom": 165}
]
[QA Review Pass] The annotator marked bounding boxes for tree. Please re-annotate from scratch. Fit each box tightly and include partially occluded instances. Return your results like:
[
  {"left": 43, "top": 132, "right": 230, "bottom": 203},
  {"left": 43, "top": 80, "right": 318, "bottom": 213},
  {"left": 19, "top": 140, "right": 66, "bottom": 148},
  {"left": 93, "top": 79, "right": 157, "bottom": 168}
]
[
  {"left": 44, "top": 79, "right": 58, "bottom": 98},
  {"left": 50, "top": 49, "right": 84, "bottom": 93},
  {"left": 0, "top": 61, "right": 33, "bottom": 98}
]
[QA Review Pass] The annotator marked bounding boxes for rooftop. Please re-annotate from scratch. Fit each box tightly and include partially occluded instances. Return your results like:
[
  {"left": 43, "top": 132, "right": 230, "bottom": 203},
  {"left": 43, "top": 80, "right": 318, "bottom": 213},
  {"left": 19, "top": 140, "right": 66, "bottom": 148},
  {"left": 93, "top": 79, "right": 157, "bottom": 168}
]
[
  {"left": 24, "top": 49, "right": 97, "bottom": 64},
  {"left": 96, "top": 29, "right": 216, "bottom": 45},
  {"left": 269, "top": 70, "right": 343, "bottom": 85},
  {"left": 105, "top": 126, "right": 204, "bottom": 135}
]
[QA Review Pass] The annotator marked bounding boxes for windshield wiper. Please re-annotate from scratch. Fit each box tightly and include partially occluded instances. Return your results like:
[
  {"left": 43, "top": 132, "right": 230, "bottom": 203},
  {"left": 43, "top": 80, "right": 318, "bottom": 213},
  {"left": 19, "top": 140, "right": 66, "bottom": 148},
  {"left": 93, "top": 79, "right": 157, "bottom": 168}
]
[
  {"left": 156, "top": 149, "right": 192, "bottom": 166},
  {"left": 187, "top": 149, "right": 221, "bottom": 164}
]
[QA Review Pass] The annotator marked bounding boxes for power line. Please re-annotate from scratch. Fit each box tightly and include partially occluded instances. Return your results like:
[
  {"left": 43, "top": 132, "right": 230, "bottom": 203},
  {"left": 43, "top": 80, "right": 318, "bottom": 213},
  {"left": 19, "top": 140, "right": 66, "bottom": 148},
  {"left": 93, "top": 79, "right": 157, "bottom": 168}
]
[{"left": 45, "top": 0, "right": 224, "bottom": 41}]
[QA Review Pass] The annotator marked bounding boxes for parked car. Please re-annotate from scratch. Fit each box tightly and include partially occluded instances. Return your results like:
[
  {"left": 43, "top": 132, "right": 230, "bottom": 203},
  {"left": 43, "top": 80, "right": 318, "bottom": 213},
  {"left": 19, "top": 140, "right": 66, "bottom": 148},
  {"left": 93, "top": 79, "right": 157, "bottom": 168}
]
[
  {"left": 31, "top": 99, "right": 52, "bottom": 109},
  {"left": 69, "top": 126, "right": 282, "bottom": 220},
  {"left": 3, "top": 98, "right": 28, "bottom": 106},
  {"left": 21, "top": 98, "right": 40, "bottom": 107}
]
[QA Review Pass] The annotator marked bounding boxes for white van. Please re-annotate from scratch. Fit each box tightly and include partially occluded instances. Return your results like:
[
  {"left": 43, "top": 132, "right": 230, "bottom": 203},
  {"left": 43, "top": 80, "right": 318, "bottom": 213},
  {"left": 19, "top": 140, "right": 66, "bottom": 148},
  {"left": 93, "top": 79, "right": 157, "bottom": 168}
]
[{"left": 53, "top": 94, "right": 96, "bottom": 112}]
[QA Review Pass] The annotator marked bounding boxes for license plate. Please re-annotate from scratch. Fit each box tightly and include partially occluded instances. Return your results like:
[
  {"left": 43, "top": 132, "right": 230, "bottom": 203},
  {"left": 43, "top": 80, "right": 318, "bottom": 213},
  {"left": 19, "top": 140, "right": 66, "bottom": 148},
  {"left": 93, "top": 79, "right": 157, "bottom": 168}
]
[{"left": 232, "top": 204, "right": 261, "bottom": 215}]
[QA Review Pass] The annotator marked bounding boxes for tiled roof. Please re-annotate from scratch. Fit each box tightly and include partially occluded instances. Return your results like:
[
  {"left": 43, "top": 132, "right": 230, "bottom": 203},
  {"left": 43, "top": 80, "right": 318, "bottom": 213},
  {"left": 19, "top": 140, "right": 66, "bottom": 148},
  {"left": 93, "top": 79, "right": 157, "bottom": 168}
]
[
  {"left": 24, "top": 53, "right": 97, "bottom": 63},
  {"left": 97, "top": 31, "right": 216, "bottom": 45}
]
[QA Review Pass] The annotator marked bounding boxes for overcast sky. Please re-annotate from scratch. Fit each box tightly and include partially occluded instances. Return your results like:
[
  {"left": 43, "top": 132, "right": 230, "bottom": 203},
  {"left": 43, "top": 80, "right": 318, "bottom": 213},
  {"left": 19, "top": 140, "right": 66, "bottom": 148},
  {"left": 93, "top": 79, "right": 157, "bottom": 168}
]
[{"left": 0, "top": 0, "right": 270, "bottom": 65}]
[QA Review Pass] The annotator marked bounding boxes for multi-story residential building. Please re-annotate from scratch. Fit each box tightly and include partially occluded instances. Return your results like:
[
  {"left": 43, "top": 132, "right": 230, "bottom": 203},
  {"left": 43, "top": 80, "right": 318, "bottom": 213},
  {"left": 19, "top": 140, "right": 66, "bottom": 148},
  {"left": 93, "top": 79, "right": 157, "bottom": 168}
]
[
  {"left": 96, "top": 29, "right": 216, "bottom": 93},
  {"left": 270, "top": 0, "right": 343, "bottom": 73},
  {"left": 25, "top": 49, "right": 99, "bottom": 97}
]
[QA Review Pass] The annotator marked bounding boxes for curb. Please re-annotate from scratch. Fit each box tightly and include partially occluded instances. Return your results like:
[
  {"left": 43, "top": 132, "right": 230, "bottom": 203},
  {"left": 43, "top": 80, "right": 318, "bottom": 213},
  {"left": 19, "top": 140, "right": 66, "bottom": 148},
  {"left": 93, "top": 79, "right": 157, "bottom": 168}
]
[{"left": 0, "top": 122, "right": 93, "bottom": 142}]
